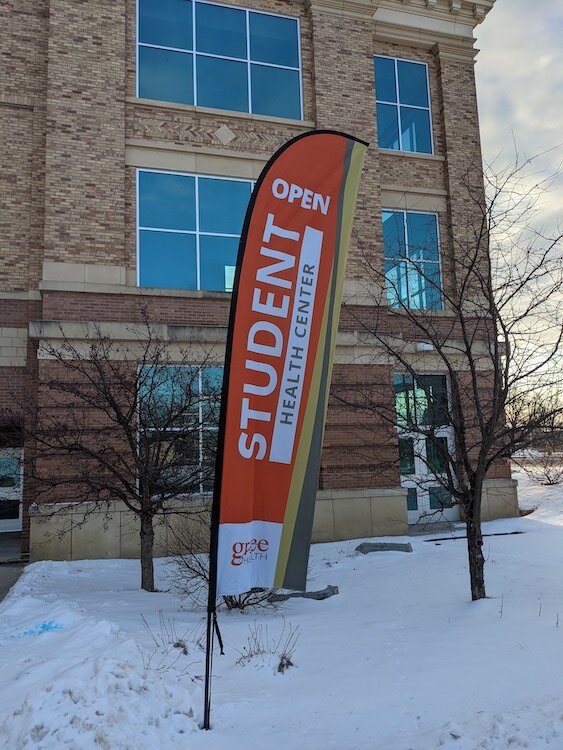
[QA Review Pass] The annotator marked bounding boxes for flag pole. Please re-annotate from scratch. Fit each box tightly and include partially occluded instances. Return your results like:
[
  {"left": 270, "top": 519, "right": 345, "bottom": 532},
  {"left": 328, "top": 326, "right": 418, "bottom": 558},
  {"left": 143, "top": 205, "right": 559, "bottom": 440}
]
[
  {"left": 201, "top": 153, "right": 261, "bottom": 730},
  {"left": 201, "top": 131, "right": 366, "bottom": 729}
]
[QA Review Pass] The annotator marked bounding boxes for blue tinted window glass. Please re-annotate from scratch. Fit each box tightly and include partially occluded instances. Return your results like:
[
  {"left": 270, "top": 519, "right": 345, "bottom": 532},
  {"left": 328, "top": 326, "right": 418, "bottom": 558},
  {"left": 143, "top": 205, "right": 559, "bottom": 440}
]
[
  {"left": 200, "top": 235, "right": 239, "bottom": 291},
  {"left": 139, "top": 365, "right": 198, "bottom": 428},
  {"left": 201, "top": 367, "right": 224, "bottom": 395},
  {"left": 139, "top": 231, "right": 197, "bottom": 289},
  {"left": 201, "top": 367, "right": 223, "bottom": 422},
  {"left": 397, "top": 61, "right": 429, "bottom": 107},
  {"left": 405, "top": 261, "right": 441, "bottom": 311},
  {"left": 251, "top": 65, "right": 301, "bottom": 119},
  {"left": 407, "top": 213, "right": 438, "bottom": 261},
  {"left": 423, "top": 262, "right": 443, "bottom": 310},
  {"left": 376, "top": 103, "right": 400, "bottom": 150},
  {"left": 429, "top": 486, "right": 453, "bottom": 510},
  {"left": 382, "top": 211, "right": 405, "bottom": 259},
  {"left": 139, "top": 172, "right": 196, "bottom": 230},
  {"left": 139, "top": 0, "right": 192, "bottom": 49},
  {"left": 420, "top": 375, "right": 448, "bottom": 425},
  {"left": 398, "top": 438, "right": 415, "bottom": 475},
  {"left": 198, "top": 178, "right": 251, "bottom": 234},
  {"left": 197, "top": 56, "right": 248, "bottom": 112},
  {"left": 426, "top": 436, "right": 448, "bottom": 474},
  {"left": 400, "top": 107, "right": 432, "bottom": 154},
  {"left": 195, "top": 2, "right": 246, "bottom": 58},
  {"left": 139, "top": 47, "right": 193, "bottom": 105},
  {"left": 249, "top": 13, "right": 299, "bottom": 68},
  {"left": 374, "top": 56, "right": 396, "bottom": 103},
  {"left": 406, "top": 487, "right": 418, "bottom": 511},
  {"left": 385, "top": 259, "right": 407, "bottom": 308},
  {"left": 0, "top": 457, "right": 20, "bottom": 489},
  {"left": 394, "top": 373, "right": 415, "bottom": 427},
  {"left": 407, "top": 262, "right": 426, "bottom": 309}
]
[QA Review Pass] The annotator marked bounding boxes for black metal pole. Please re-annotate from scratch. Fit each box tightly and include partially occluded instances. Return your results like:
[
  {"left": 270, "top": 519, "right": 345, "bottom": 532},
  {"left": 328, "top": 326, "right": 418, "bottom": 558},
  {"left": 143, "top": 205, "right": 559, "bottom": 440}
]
[
  {"left": 201, "top": 162, "right": 250, "bottom": 729},
  {"left": 202, "top": 609, "right": 215, "bottom": 729}
]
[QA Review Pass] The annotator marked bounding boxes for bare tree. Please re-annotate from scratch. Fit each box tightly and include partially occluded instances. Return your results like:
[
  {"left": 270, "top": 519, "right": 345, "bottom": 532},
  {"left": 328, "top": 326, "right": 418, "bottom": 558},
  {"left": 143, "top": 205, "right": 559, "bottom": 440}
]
[
  {"left": 337, "top": 154, "right": 563, "bottom": 600},
  {"left": 11, "top": 318, "right": 222, "bottom": 591},
  {"left": 511, "top": 392, "right": 563, "bottom": 485}
]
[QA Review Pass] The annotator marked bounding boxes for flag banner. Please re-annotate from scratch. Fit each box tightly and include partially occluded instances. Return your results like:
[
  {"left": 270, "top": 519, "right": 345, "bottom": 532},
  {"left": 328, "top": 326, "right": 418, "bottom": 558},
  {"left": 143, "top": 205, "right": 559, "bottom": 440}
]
[{"left": 212, "top": 130, "right": 367, "bottom": 597}]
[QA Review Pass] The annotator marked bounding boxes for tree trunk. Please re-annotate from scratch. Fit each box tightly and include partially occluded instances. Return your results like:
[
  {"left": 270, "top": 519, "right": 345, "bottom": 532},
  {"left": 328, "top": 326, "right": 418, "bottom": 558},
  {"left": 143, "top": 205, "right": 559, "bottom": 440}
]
[
  {"left": 140, "top": 513, "right": 155, "bottom": 592},
  {"left": 465, "top": 499, "right": 486, "bottom": 601}
]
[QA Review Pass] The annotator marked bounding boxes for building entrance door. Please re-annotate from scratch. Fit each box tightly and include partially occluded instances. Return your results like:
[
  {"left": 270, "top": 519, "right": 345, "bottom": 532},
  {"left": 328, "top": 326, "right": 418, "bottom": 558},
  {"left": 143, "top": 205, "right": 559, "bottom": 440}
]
[
  {"left": 399, "top": 431, "right": 460, "bottom": 525},
  {"left": 0, "top": 449, "right": 23, "bottom": 533}
]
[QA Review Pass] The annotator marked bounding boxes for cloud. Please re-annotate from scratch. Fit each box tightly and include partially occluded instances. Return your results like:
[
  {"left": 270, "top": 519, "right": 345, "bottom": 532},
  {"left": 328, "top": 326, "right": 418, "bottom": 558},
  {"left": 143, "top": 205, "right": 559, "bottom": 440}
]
[{"left": 474, "top": 0, "right": 563, "bottom": 229}]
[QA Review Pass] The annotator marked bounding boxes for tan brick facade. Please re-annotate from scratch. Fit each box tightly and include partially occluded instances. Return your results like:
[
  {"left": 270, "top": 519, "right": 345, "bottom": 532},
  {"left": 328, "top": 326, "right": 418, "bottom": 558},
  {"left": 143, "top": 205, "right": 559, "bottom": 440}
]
[{"left": 1, "top": 0, "right": 514, "bottom": 560}]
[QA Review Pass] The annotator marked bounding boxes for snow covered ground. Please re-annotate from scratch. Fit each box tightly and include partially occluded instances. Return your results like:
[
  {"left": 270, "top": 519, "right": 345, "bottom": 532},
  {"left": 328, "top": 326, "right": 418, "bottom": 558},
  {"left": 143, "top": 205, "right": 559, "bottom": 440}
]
[{"left": 2, "top": 468, "right": 563, "bottom": 749}]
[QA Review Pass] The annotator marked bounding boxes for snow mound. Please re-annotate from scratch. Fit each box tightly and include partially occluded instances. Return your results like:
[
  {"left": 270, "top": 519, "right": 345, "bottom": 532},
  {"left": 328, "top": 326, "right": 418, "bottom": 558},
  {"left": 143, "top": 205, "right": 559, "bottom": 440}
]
[
  {"left": 431, "top": 698, "right": 563, "bottom": 749},
  {"left": 2, "top": 652, "right": 197, "bottom": 750},
  {"left": 0, "top": 589, "right": 199, "bottom": 750}
]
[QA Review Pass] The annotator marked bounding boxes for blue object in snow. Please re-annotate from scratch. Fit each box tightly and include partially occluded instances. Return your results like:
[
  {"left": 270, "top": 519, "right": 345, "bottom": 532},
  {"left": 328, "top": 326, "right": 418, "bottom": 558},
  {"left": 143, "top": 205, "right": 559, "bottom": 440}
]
[{"left": 8, "top": 620, "right": 64, "bottom": 639}]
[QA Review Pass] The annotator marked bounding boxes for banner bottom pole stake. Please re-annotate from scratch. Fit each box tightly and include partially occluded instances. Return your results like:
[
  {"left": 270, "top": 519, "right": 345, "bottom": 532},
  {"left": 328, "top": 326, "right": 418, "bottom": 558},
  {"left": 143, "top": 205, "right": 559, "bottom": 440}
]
[{"left": 202, "top": 608, "right": 215, "bottom": 730}]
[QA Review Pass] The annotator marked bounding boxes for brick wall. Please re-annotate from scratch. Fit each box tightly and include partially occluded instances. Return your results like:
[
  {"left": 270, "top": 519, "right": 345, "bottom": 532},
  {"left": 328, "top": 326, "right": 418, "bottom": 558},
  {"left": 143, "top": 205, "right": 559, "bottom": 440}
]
[
  {"left": 324, "top": 363, "right": 399, "bottom": 489},
  {"left": 43, "top": 0, "right": 127, "bottom": 267},
  {"left": 0, "top": 1, "right": 48, "bottom": 292}
]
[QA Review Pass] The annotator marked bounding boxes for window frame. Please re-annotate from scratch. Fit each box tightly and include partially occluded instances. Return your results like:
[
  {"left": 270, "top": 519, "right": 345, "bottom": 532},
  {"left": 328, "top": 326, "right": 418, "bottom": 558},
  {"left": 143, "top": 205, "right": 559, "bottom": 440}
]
[
  {"left": 138, "top": 364, "right": 223, "bottom": 495},
  {"left": 374, "top": 55, "right": 434, "bottom": 155},
  {"left": 136, "top": 0, "right": 304, "bottom": 120},
  {"left": 136, "top": 167, "right": 254, "bottom": 292},
  {"left": 382, "top": 208, "right": 444, "bottom": 311}
]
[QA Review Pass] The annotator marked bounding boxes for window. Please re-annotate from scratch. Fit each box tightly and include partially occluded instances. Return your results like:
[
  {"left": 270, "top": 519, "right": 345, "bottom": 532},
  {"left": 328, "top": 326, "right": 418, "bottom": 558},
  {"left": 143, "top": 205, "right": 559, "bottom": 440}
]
[
  {"left": 137, "top": 0, "right": 302, "bottom": 120},
  {"left": 426, "top": 435, "right": 448, "bottom": 474},
  {"left": 139, "top": 365, "right": 223, "bottom": 494},
  {"left": 398, "top": 437, "right": 415, "bottom": 475},
  {"left": 429, "top": 486, "right": 454, "bottom": 510},
  {"left": 383, "top": 210, "right": 442, "bottom": 310},
  {"left": 0, "top": 448, "right": 23, "bottom": 528},
  {"left": 394, "top": 374, "right": 448, "bottom": 429},
  {"left": 137, "top": 169, "right": 252, "bottom": 291},
  {"left": 374, "top": 56, "right": 432, "bottom": 154}
]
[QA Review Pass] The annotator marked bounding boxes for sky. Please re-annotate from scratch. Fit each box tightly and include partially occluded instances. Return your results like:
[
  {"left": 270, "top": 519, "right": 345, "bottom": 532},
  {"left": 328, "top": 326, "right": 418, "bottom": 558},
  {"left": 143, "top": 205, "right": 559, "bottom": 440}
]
[{"left": 474, "top": 0, "right": 563, "bottom": 230}]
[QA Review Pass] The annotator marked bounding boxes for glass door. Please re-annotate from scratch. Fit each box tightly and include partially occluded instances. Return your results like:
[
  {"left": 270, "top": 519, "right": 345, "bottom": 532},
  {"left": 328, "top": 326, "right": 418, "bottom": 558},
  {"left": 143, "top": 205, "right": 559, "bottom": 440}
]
[
  {"left": 399, "top": 431, "right": 459, "bottom": 524},
  {"left": 394, "top": 373, "right": 460, "bottom": 525}
]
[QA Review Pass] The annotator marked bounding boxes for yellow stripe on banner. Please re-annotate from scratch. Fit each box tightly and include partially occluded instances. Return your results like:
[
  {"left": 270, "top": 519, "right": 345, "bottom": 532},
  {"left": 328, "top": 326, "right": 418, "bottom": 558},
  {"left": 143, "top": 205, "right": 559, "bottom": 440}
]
[
  {"left": 273, "top": 290, "right": 332, "bottom": 588},
  {"left": 331, "top": 142, "right": 367, "bottom": 342},
  {"left": 273, "top": 141, "right": 367, "bottom": 588}
]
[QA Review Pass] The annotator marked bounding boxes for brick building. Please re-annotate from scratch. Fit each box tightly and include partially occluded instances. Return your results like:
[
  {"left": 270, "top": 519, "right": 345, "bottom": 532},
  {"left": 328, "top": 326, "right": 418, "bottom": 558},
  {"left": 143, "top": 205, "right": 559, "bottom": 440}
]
[{"left": 0, "top": 0, "right": 518, "bottom": 561}]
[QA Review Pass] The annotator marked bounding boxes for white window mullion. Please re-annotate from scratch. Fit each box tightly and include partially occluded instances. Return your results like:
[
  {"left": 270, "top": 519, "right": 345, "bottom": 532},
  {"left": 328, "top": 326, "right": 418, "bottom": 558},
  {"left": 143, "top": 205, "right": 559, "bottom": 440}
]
[
  {"left": 296, "top": 15, "right": 304, "bottom": 119},
  {"left": 403, "top": 210, "right": 409, "bottom": 306},
  {"left": 139, "top": 42, "right": 193, "bottom": 54},
  {"left": 394, "top": 58, "right": 402, "bottom": 151},
  {"left": 136, "top": 170, "right": 140, "bottom": 286},
  {"left": 136, "top": 0, "right": 140, "bottom": 97},
  {"left": 139, "top": 227, "right": 197, "bottom": 235},
  {"left": 434, "top": 213, "right": 443, "bottom": 310},
  {"left": 246, "top": 9, "right": 252, "bottom": 114},
  {"left": 195, "top": 175, "right": 201, "bottom": 290},
  {"left": 192, "top": 0, "right": 198, "bottom": 105}
]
